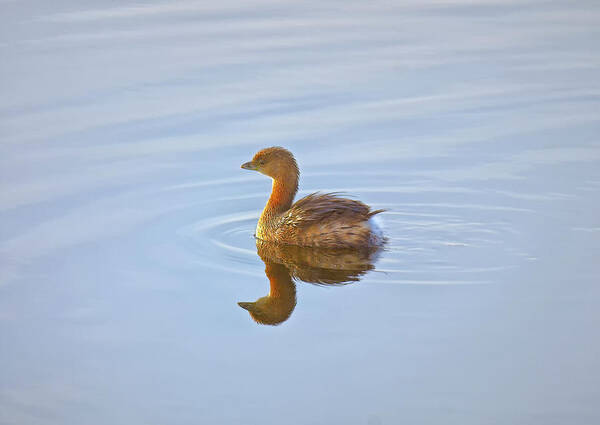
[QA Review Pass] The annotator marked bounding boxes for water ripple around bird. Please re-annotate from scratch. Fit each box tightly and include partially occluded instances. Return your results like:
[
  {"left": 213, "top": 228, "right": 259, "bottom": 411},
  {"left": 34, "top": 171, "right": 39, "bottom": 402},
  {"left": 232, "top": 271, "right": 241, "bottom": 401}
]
[{"left": 165, "top": 173, "right": 533, "bottom": 286}]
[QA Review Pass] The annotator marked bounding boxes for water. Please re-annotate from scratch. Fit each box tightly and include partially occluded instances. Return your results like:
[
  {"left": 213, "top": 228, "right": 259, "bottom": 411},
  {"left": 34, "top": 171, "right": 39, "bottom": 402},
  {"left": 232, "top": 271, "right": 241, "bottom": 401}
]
[{"left": 1, "top": 1, "right": 599, "bottom": 423}]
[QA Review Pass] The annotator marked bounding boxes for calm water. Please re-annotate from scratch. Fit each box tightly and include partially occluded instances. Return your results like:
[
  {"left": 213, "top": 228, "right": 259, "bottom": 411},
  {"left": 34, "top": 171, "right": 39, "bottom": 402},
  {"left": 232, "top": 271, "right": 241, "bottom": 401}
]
[{"left": 1, "top": 1, "right": 600, "bottom": 424}]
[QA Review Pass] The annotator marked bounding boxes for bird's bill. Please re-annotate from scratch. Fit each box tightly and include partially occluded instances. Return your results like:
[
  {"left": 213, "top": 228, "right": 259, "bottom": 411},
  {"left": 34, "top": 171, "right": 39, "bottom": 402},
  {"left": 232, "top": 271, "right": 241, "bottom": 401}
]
[{"left": 241, "top": 161, "right": 257, "bottom": 170}]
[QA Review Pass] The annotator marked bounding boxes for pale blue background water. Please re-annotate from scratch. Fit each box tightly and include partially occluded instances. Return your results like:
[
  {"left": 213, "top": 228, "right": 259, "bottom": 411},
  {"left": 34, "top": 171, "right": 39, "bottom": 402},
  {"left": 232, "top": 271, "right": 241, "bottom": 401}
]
[{"left": 1, "top": 1, "right": 599, "bottom": 424}]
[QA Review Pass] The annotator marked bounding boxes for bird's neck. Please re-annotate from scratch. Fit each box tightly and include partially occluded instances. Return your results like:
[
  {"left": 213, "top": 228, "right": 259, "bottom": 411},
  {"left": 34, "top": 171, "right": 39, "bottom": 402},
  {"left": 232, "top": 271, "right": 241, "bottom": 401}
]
[{"left": 262, "top": 173, "right": 298, "bottom": 216}]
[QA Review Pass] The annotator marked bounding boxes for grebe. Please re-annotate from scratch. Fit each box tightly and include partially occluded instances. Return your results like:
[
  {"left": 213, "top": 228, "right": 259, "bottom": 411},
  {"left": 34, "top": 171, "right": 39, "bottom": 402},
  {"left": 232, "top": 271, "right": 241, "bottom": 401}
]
[{"left": 241, "top": 147, "right": 385, "bottom": 249}]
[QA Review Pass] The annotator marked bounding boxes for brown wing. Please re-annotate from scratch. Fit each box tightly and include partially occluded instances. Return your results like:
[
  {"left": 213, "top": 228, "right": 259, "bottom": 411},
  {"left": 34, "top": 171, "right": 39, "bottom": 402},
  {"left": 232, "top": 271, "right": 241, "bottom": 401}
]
[
  {"left": 275, "top": 192, "right": 384, "bottom": 248},
  {"left": 281, "top": 192, "right": 381, "bottom": 227}
]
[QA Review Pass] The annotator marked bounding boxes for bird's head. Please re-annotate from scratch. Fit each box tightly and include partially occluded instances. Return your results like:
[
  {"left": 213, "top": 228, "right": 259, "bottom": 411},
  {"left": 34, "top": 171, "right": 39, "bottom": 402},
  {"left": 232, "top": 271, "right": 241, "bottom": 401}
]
[{"left": 241, "top": 146, "right": 298, "bottom": 180}]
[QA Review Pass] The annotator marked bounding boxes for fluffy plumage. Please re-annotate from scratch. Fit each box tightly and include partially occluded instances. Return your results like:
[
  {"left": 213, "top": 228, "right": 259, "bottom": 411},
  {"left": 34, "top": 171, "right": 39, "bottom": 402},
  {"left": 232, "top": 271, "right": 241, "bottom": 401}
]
[{"left": 241, "top": 147, "right": 385, "bottom": 249}]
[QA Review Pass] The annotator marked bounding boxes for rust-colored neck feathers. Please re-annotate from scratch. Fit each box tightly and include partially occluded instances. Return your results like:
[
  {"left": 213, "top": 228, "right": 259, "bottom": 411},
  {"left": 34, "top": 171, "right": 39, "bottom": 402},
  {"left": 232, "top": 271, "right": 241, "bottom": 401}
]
[
  {"left": 248, "top": 146, "right": 300, "bottom": 239},
  {"left": 265, "top": 171, "right": 298, "bottom": 213},
  {"left": 260, "top": 153, "right": 299, "bottom": 226}
]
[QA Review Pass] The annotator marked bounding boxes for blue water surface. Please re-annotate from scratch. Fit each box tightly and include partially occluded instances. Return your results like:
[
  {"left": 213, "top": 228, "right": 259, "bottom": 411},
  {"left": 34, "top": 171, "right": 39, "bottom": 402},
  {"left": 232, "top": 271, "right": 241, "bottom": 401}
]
[{"left": 1, "top": 1, "right": 599, "bottom": 424}]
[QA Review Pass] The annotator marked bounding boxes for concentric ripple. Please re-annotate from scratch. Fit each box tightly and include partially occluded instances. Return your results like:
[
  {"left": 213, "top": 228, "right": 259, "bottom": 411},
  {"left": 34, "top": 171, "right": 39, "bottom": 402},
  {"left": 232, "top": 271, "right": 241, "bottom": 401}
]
[{"left": 169, "top": 172, "right": 533, "bottom": 285}]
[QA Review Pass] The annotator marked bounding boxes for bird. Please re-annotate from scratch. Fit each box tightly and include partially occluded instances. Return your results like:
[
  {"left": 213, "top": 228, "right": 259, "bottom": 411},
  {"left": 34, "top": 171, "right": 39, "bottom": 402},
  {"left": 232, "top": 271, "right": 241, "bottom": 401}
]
[{"left": 241, "top": 146, "right": 385, "bottom": 249}]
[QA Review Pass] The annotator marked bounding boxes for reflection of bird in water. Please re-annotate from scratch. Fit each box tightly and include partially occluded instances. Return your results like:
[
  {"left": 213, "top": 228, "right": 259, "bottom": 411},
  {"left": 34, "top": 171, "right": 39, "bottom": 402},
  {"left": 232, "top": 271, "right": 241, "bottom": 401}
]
[
  {"left": 241, "top": 147, "right": 385, "bottom": 249},
  {"left": 238, "top": 239, "right": 382, "bottom": 325},
  {"left": 238, "top": 260, "right": 297, "bottom": 326}
]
